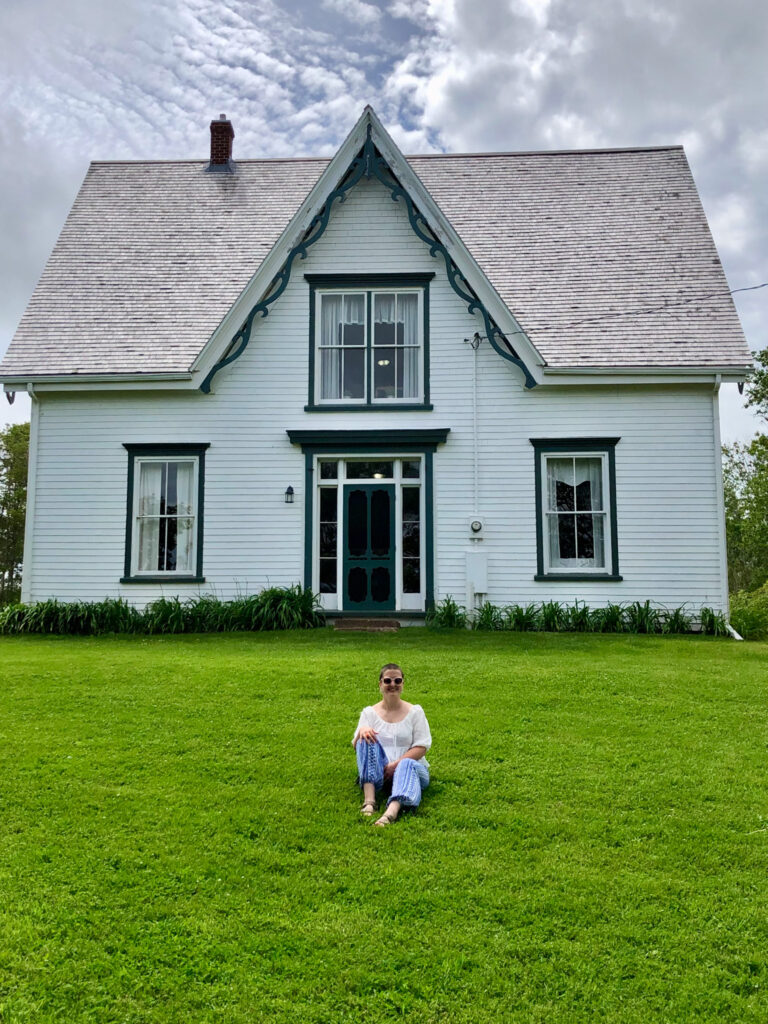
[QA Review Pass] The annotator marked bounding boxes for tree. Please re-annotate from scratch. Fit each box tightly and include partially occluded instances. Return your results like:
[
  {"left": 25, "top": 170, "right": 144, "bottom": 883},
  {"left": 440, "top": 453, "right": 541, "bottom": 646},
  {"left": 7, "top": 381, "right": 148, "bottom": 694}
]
[
  {"left": 722, "top": 434, "right": 768, "bottom": 593},
  {"left": 744, "top": 348, "right": 768, "bottom": 422},
  {"left": 0, "top": 422, "right": 30, "bottom": 603}
]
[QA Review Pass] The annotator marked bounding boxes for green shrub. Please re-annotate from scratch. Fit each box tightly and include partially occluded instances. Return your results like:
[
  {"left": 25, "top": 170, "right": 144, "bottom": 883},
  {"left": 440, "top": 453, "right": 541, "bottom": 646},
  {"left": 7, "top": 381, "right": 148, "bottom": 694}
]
[
  {"left": 539, "top": 600, "right": 564, "bottom": 632},
  {"left": 729, "top": 584, "right": 768, "bottom": 640},
  {"left": 426, "top": 596, "right": 468, "bottom": 629},
  {"left": 0, "top": 589, "right": 324, "bottom": 636},
  {"left": 625, "top": 600, "right": 662, "bottom": 634},
  {"left": 502, "top": 603, "right": 539, "bottom": 631},
  {"left": 591, "top": 602, "right": 626, "bottom": 633},
  {"left": 473, "top": 601, "right": 505, "bottom": 631},
  {"left": 661, "top": 605, "right": 693, "bottom": 635},
  {"left": 561, "top": 600, "right": 593, "bottom": 632},
  {"left": 699, "top": 606, "right": 729, "bottom": 636}
]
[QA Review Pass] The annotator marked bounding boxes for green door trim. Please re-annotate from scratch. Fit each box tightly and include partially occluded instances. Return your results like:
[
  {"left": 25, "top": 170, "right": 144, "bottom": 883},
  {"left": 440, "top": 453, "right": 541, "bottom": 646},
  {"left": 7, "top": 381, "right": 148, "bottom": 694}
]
[{"left": 342, "top": 484, "right": 396, "bottom": 611}]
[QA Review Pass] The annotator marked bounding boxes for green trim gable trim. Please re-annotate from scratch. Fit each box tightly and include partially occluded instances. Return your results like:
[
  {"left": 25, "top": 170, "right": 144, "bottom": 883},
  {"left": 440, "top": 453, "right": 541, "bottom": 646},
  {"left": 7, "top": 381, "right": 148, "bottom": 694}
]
[
  {"left": 530, "top": 437, "right": 620, "bottom": 580},
  {"left": 305, "top": 274, "right": 435, "bottom": 286},
  {"left": 122, "top": 442, "right": 209, "bottom": 583},
  {"left": 200, "top": 126, "right": 537, "bottom": 394}
]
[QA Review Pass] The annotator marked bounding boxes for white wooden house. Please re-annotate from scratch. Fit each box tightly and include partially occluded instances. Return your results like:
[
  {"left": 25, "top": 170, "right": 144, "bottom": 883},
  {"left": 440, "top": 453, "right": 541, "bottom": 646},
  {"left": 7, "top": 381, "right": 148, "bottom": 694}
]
[{"left": 0, "top": 108, "right": 752, "bottom": 618}]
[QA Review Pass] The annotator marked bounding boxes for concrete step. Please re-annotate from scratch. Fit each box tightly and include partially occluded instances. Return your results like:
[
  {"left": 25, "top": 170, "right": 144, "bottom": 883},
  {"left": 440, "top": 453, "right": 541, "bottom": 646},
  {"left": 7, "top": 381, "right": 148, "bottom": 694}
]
[{"left": 333, "top": 618, "right": 401, "bottom": 632}]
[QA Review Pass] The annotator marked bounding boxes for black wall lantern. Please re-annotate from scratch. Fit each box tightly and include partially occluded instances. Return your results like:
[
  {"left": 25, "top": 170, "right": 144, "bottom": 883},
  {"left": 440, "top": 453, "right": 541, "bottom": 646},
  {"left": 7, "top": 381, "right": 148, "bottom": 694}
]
[{"left": 284, "top": 486, "right": 295, "bottom": 504}]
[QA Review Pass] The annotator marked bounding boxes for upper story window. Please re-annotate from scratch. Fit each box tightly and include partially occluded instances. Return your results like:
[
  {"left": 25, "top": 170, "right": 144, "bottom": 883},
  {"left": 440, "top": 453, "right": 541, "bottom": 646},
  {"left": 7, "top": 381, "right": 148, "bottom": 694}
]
[{"left": 306, "top": 274, "right": 433, "bottom": 411}]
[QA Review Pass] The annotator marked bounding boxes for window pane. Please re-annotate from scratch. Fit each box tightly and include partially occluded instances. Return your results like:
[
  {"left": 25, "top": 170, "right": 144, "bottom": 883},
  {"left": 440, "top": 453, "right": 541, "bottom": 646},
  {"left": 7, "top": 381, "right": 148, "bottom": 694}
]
[
  {"left": 343, "top": 294, "right": 365, "bottom": 345},
  {"left": 320, "top": 523, "right": 337, "bottom": 558},
  {"left": 343, "top": 348, "right": 365, "bottom": 399},
  {"left": 320, "top": 294, "right": 342, "bottom": 347},
  {"left": 138, "top": 518, "right": 161, "bottom": 571},
  {"left": 320, "top": 349, "right": 341, "bottom": 399},
  {"left": 374, "top": 348, "right": 396, "bottom": 399},
  {"left": 402, "top": 460, "right": 420, "bottom": 479},
  {"left": 547, "top": 458, "right": 575, "bottom": 512},
  {"left": 138, "top": 462, "right": 163, "bottom": 517},
  {"left": 319, "top": 461, "right": 338, "bottom": 480},
  {"left": 320, "top": 558, "right": 337, "bottom": 594},
  {"left": 402, "top": 486, "right": 420, "bottom": 520},
  {"left": 400, "top": 346, "right": 418, "bottom": 398},
  {"left": 575, "top": 457, "right": 603, "bottom": 511},
  {"left": 347, "top": 462, "right": 394, "bottom": 479},
  {"left": 403, "top": 559, "right": 421, "bottom": 593},
  {"left": 576, "top": 514, "right": 605, "bottom": 566},
  {"left": 402, "top": 521, "right": 420, "bottom": 558},
  {"left": 374, "top": 293, "right": 396, "bottom": 346},
  {"left": 320, "top": 487, "right": 337, "bottom": 520},
  {"left": 399, "top": 293, "right": 418, "bottom": 346}
]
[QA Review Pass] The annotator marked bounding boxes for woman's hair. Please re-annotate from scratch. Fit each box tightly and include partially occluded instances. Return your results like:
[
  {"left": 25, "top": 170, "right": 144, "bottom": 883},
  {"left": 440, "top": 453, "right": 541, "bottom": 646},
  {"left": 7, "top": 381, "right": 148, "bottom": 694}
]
[{"left": 379, "top": 663, "right": 403, "bottom": 679}]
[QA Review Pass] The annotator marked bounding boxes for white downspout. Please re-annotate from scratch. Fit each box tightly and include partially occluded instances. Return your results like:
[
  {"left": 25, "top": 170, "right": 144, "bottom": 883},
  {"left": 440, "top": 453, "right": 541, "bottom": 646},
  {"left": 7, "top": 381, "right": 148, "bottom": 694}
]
[{"left": 21, "top": 383, "right": 39, "bottom": 604}]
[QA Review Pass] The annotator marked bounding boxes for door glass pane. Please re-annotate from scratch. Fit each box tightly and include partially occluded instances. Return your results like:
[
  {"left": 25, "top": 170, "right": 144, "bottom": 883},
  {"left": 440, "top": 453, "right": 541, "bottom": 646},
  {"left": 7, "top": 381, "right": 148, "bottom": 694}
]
[
  {"left": 403, "top": 559, "right": 421, "bottom": 593},
  {"left": 402, "top": 460, "right": 420, "bottom": 479},
  {"left": 319, "top": 461, "right": 338, "bottom": 480},
  {"left": 348, "top": 566, "right": 367, "bottom": 603},
  {"left": 371, "top": 567, "right": 391, "bottom": 603},
  {"left": 370, "top": 489, "right": 391, "bottom": 558},
  {"left": 402, "top": 521, "right": 420, "bottom": 558},
  {"left": 320, "top": 487, "right": 337, "bottom": 520},
  {"left": 320, "top": 524, "right": 337, "bottom": 558},
  {"left": 346, "top": 462, "right": 393, "bottom": 480},
  {"left": 348, "top": 489, "right": 367, "bottom": 558},
  {"left": 320, "top": 559, "right": 336, "bottom": 594},
  {"left": 402, "top": 486, "right": 420, "bottom": 520}
]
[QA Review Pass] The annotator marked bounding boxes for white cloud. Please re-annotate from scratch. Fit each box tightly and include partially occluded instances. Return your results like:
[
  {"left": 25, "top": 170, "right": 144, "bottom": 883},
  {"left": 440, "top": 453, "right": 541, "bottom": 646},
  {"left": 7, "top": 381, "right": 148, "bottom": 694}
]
[{"left": 321, "top": 0, "right": 383, "bottom": 25}]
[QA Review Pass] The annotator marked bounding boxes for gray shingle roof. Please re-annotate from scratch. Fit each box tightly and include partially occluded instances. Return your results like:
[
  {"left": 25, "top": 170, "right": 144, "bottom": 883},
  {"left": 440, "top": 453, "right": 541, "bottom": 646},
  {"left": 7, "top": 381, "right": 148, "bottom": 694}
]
[{"left": 1, "top": 146, "right": 750, "bottom": 377}]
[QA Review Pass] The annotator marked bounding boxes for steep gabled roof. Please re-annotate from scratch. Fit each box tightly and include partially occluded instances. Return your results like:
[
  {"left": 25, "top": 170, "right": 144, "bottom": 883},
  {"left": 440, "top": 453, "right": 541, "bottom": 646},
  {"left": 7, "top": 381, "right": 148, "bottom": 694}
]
[{"left": 0, "top": 110, "right": 751, "bottom": 382}]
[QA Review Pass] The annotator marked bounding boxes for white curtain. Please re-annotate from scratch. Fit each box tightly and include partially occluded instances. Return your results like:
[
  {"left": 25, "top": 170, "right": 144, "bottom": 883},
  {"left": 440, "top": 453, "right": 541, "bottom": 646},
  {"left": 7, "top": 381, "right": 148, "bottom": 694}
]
[
  {"left": 174, "top": 462, "right": 195, "bottom": 572},
  {"left": 400, "top": 293, "right": 419, "bottom": 398},
  {"left": 320, "top": 294, "right": 343, "bottom": 400},
  {"left": 546, "top": 456, "right": 605, "bottom": 568},
  {"left": 137, "top": 461, "right": 195, "bottom": 573}
]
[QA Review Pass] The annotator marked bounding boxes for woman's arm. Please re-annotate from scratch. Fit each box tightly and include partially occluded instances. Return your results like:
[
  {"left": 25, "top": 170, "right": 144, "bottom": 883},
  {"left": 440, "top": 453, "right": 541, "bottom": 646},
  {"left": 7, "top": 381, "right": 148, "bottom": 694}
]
[{"left": 383, "top": 745, "right": 427, "bottom": 778}]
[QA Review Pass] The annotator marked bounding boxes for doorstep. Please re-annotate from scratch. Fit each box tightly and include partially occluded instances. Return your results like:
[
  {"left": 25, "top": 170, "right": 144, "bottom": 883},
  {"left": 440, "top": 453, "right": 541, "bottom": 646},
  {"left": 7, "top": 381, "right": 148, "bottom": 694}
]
[{"left": 332, "top": 618, "right": 401, "bottom": 632}]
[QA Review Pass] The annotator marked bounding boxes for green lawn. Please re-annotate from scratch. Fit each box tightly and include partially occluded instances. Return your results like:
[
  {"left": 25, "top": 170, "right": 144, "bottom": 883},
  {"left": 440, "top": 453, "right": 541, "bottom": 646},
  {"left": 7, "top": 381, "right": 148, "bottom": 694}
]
[{"left": 2, "top": 630, "right": 768, "bottom": 1023}]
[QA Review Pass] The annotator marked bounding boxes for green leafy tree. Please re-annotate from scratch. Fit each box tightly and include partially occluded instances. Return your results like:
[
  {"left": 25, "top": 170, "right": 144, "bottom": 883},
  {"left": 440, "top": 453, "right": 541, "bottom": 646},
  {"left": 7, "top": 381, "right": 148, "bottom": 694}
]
[
  {"left": 722, "top": 434, "right": 768, "bottom": 593},
  {"left": 744, "top": 347, "right": 768, "bottom": 422},
  {"left": 0, "top": 422, "right": 30, "bottom": 603}
]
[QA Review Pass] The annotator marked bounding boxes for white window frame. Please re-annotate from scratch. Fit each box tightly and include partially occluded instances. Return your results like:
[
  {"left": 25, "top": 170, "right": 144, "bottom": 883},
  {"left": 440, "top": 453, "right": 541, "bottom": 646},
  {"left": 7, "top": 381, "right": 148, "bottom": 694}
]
[
  {"left": 314, "top": 288, "right": 425, "bottom": 406},
  {"left": 540, "top": 451, "right": 611, "bottom": 575},
  {"left": 127, "top": 454, "right": 202, "bottom": 579}
]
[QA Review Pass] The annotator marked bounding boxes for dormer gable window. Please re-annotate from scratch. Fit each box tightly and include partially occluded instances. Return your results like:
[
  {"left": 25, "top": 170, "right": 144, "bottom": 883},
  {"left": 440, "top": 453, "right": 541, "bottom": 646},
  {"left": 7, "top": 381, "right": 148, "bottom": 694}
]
[{"left": 305, "top": 274, "right": 433, "bottom": 411}]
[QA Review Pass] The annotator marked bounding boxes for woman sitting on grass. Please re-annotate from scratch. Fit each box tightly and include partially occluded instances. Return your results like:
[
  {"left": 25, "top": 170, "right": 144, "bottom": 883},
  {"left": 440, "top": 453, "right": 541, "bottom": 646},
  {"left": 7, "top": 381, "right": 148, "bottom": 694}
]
[{"left": 352, "top": 663, "right": 432, "bottom": 827}]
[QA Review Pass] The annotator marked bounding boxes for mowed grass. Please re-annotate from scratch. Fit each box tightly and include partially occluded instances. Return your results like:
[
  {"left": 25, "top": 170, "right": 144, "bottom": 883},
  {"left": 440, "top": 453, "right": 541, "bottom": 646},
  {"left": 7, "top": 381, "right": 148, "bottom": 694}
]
[{"left": 2, "top": 631, "right": 768, "bottom": 1023}]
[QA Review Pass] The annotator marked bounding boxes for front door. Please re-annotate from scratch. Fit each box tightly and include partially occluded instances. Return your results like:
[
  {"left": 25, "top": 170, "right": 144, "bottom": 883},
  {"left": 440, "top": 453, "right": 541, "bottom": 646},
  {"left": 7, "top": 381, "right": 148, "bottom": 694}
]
[{"left": 343, "top": 484, "right": 396, "bottom": 611}]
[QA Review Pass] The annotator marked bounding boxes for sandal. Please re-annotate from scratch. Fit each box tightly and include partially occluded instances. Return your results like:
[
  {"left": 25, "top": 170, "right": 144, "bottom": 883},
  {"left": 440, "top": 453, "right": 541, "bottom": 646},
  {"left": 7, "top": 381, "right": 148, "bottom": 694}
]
[
  {"left": 360, "top": 801, "right": 377, "bottom": 816},
  {"left": 374, "top": 809, "right": 398, "bottom": 827}
]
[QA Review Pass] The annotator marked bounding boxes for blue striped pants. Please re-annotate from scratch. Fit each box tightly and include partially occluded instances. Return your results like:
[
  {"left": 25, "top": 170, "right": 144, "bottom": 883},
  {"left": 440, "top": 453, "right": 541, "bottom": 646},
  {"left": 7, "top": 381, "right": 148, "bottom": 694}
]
[{"left": 355, "top": 739, "right": 430, "bottom": 808}]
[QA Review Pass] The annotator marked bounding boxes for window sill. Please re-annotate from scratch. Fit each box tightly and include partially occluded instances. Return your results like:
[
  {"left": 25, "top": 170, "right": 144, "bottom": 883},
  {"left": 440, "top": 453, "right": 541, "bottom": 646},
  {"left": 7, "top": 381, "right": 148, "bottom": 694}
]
[
  {"left": 120, "top": 576, "right": 206, "bottom": 584},
  {"left": 534, "top": 574, "right": 623, "bottom": 582},
  {"left": 305, "top": 403, "right": 433, "bottom": 413}
]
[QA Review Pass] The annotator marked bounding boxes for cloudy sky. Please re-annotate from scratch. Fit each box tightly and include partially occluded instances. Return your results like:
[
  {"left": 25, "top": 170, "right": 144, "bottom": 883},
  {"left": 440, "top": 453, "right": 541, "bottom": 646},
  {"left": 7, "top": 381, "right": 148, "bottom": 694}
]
[{"left": 1, "top": 0, "right": 765, "bottom": 438}]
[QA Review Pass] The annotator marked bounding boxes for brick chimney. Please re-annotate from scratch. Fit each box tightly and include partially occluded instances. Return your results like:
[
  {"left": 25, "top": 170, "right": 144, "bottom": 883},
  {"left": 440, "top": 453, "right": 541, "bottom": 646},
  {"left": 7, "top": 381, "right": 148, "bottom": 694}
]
[{"left": 208, "top": 114, "right": 234, "bottom": 172}]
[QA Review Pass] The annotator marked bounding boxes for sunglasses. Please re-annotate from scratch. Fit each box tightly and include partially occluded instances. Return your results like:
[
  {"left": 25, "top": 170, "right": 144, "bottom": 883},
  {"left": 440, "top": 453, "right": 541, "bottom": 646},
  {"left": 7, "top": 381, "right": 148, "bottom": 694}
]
[{"left": 382, "top": 678, "right": 403, "bottom": 685}]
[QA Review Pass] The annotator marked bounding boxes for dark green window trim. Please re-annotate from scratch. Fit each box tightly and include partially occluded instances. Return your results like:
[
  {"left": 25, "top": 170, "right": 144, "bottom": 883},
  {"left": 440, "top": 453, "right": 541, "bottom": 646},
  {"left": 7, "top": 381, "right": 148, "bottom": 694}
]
[
  {"left": 530, "top": 438, "right": 621, "bottom": 581},
  {"left": 306, "top": 274, "right": 433, "bottom": 411},
  {"left": 290, "top": 429, "right": 449, "bottom": 611},
  {"left": 122, "top": 443, "right": 209, "bottom": 584}
]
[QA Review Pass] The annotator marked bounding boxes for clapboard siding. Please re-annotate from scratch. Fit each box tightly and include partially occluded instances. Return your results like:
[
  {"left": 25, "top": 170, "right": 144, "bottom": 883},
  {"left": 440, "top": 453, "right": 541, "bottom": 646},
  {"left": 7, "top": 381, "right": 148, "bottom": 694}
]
[{"left": 25, "top": 177, "right": 727, "bottom": 611}]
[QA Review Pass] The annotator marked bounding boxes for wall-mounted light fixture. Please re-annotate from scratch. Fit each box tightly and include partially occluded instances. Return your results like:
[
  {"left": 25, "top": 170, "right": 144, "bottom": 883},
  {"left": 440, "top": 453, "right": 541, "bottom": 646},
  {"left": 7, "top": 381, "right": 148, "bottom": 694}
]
[{"left": 285, "top": 486, "right": 294, "bottom": 504}]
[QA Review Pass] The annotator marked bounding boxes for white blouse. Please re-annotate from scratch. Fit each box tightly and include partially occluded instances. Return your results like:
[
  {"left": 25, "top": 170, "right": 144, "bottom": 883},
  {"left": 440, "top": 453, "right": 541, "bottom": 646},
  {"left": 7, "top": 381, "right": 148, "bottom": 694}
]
[{"left": 352, "top": 704, "right": 432, "bottom": 768}]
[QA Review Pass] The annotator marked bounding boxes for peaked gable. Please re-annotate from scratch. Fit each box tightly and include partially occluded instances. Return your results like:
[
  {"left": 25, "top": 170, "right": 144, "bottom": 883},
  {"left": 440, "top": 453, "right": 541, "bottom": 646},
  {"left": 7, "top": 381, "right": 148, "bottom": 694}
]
[{"left": 195, "top": 108, "right": 540, "bottom": 393}]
